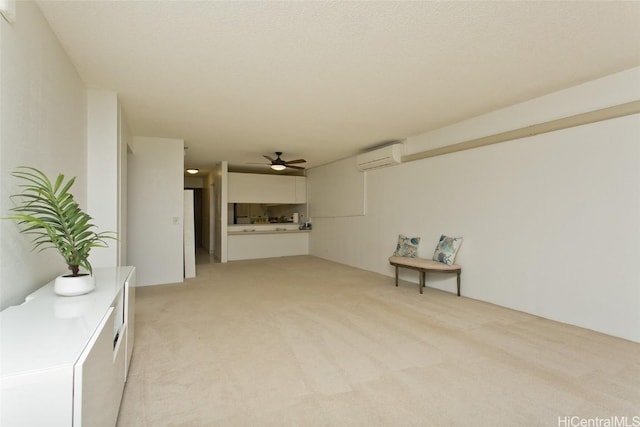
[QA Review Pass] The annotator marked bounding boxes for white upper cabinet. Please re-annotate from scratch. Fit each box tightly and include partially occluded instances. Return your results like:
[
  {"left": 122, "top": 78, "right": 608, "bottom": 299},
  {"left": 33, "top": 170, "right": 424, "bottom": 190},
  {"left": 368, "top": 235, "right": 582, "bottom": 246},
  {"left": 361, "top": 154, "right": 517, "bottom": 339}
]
[
  {"left": 228, "top": 173, "right": 306, "bottom": 204},
  {"left": 294, "top": 176, "right": 307, "bottom": 203}
]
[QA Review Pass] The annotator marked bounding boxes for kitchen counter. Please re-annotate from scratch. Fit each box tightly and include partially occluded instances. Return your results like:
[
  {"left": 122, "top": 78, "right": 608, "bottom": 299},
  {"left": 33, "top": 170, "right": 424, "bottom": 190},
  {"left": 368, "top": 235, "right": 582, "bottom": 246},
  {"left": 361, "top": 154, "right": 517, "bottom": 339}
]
[
  {"left": 228, "top": 228, "right": 310, "bottom": 235},
  {"left": 227, "top": 225, "right": 309, "bottom": 261}
]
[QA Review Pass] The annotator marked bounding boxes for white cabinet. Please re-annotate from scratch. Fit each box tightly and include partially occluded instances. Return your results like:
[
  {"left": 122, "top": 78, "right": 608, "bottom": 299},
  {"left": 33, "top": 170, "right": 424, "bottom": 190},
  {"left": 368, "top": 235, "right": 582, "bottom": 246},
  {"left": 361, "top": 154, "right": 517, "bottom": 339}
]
[
  {"left": 294, "top": 176, "right": 307, "bottom": 203},
  {"left": 125, "top": 271, "right": 136, "bottom": 378},
  {"left": 227, "top": 231, "right": 309, "bottom": 261},
  {"left": 74, "top": 307, "right": 126, "bottom": 427},
  {"left": 1, "top": 267, "right": 136, "bottom": 427},
  {"left": 228, "top": 173, "right": 306, "bottom": 204},
  {"left": 235, "top": 204, "right": 266, "bottom": 218}
]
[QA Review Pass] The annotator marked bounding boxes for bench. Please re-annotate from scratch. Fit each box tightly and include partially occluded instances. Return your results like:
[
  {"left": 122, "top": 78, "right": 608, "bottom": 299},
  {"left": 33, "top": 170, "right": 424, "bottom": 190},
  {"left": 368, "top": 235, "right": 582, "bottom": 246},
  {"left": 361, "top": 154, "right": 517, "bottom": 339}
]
[{"left": 389, "top": 256, "right": 461, "bottom": 296}]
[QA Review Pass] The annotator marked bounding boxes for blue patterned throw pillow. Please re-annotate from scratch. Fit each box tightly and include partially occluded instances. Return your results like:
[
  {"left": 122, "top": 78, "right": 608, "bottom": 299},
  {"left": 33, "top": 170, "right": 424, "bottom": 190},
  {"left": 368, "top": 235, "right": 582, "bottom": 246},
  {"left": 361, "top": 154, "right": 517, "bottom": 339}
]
[
  {"left": 393, "top": 234, "right": 420, "bottom": 258},
  {"left": 432, "top": 235, "right": 463, "bottom": 265}
]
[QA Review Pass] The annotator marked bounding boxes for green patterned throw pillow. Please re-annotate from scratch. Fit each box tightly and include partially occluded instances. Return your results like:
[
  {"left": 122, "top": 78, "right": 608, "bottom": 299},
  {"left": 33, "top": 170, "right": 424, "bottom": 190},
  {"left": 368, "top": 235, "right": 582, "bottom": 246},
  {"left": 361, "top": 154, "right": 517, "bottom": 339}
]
[
  {"left": 393, "top": 234, "right": 420, "bottom": 258},
  {"left": 432, "top": 235, "right": 463, "bottom": 265}
]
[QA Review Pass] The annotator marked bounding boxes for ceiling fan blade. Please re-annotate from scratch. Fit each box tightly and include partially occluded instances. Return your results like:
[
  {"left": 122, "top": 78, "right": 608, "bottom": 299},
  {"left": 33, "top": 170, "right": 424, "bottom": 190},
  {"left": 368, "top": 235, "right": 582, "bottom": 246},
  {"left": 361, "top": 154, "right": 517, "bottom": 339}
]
[
  {"left": 246, "top": 162, "right": 270, "bottom": 165},
  {"left": 286, "top": 165, "right": 305, "bottom": 170},
  {"left": 263, "top": 155, "right": 275, "bottom": 162},
  {"left": 284, "top": 159, "right": 306, "bottom": 164}
]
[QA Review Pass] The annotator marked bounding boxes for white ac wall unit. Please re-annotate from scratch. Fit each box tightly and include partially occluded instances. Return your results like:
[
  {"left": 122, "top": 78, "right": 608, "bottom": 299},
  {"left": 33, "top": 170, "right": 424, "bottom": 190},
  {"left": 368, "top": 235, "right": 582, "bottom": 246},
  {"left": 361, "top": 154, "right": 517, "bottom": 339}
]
[{"left": 356, "top": 143, "right": 403, "bottom": 171}]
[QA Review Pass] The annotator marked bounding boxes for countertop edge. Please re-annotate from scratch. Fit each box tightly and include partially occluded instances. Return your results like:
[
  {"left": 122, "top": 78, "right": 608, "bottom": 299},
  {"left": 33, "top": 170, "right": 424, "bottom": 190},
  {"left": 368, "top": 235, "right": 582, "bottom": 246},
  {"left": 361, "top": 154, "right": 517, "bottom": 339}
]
[{"left": 228, "top": 229, "right": 310, "bottom": 235}]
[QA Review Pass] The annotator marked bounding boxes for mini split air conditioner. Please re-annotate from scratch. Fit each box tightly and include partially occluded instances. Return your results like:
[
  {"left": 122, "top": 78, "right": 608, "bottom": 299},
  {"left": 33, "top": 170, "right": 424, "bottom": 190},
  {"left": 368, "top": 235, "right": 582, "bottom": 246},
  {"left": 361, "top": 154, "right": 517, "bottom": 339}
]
[{"left": 356, "top": 143, "right": 403, "bottom": 171}]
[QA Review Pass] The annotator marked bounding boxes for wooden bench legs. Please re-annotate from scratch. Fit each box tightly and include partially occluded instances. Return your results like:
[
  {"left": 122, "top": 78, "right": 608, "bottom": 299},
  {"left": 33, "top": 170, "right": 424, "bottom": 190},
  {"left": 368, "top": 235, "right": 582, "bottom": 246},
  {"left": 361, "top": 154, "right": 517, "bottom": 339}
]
[
  {"left": 394, "top": 265, "right": 425, "bottom": 294},
  {"left": 394, "top": 265, "right": 399, "bottom": 287},
  {"left": 393, "top": 264, "right": 461, "bottom": 296}
]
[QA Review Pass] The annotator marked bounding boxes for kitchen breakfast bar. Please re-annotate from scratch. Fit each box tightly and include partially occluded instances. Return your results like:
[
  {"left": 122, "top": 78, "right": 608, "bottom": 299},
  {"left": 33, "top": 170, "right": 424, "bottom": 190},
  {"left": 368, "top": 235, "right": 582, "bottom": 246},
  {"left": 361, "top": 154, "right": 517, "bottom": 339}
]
[{"left": 227, "top": 225, "right": 310, "bottom": 261}]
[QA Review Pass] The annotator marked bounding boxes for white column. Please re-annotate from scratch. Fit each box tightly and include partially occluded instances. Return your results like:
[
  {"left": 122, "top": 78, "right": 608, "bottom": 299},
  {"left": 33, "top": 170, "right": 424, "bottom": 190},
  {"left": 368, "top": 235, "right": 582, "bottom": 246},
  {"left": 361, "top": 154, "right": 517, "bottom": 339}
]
[{"left": 87, "top": 90, "right": 119, "bottom": 268}]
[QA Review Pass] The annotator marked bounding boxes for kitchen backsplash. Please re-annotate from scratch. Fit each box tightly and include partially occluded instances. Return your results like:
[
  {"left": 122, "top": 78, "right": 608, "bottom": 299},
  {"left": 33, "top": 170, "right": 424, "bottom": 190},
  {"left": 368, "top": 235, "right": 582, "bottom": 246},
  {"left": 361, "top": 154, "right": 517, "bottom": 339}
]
[{"left": 231, "top": 203, "right": 307, "bottom": 224}]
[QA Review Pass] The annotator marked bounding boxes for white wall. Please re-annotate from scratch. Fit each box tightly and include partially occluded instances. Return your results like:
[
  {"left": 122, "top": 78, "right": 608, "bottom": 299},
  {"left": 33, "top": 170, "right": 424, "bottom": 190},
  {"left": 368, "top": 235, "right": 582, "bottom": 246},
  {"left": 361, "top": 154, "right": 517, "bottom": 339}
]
[
  {"left": 184, "top": 175, "right": 204, "bottom": 188},
  {"left": 309, "top": 70, "right": 640, "bottom": 343},
  {"left": 0, "top": 1, "right": 87, "bottom": 309},
  {"left": 183, "top": 189, "right": 196, "bottom": 278},
  {"left": 213, "top": 162, "right": 227, "bottom": 262},
  {"left": 118, "top": 104, "right": 131, "bottom": 266},
  {"left": 405, "top": 67, "right": 640, "bottom": 154},
  {"left": 87, "top": 89, "right": 119, "bottom": 268},
  {"left": 203, "top": 172, "right": 214, "bottom": 253},
  {"left": 307, "top": 157, "right": 365, "bottom": 218},
  {"left": 127, "top": 136, "right": 184, "bottom": 286}
]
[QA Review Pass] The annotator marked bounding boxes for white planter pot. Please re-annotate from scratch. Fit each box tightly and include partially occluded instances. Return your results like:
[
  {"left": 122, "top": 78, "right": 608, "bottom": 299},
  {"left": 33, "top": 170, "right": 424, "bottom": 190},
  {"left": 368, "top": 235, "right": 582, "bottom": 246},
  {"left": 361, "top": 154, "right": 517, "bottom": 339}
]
[{"left": 54, "top": 274, "right": 95, "bottom": 297}]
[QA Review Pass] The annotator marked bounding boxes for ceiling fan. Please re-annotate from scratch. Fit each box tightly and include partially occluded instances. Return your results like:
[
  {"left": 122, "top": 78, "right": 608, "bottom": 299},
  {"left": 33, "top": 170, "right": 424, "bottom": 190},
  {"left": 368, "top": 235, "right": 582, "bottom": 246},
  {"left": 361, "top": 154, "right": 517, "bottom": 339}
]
[{"left": 260, "top": 152, "right": 307, "bottom": 171}]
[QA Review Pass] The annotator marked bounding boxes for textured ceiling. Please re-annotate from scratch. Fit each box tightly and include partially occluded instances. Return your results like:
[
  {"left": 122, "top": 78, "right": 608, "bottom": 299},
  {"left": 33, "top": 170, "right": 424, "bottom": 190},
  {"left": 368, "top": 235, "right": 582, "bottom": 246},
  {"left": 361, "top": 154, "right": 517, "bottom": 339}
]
[{"left": 37, "top": 1, "right": 640, "bottom": 172}]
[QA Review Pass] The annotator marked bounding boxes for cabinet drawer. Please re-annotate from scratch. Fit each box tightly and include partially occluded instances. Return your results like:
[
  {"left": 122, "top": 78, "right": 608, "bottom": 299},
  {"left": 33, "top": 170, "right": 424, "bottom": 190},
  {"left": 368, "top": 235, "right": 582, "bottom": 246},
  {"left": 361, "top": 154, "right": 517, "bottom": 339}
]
[{"left": 74, "top": 307, "right": 126, "bottom": 427}]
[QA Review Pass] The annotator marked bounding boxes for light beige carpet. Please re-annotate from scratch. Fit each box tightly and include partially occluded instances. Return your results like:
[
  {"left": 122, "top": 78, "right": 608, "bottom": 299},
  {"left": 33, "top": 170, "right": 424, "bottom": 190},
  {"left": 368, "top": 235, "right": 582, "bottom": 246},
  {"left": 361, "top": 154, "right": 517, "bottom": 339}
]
[{"left": 117, "top": 256, "right": 639, "bottom": 426}]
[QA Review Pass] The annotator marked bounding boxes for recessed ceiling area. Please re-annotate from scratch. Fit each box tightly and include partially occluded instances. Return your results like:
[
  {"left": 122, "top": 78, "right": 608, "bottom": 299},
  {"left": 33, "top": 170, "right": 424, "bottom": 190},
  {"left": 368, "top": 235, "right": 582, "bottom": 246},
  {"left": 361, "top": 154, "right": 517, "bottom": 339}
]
[{"left": 37, "top": 1, "right": 640, "bottom": 171}]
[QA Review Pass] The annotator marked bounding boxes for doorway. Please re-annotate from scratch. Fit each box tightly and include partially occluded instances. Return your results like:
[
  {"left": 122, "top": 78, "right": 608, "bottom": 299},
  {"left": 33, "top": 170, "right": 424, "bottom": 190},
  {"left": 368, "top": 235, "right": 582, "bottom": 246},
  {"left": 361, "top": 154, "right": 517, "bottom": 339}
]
[
  {"left": 185, "top": 186, "right": 217, "bottom": 264},
  {"left": 192, "top": 188, "right": 203, "bottom": 249}
]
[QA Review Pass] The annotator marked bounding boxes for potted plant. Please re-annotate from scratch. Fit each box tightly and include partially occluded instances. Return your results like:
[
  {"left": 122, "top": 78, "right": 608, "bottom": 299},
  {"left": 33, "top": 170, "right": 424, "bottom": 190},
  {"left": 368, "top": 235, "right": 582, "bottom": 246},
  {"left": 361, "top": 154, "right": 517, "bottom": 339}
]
[{"left": 5, "top": 166, "right": 116, "bottom": 296}]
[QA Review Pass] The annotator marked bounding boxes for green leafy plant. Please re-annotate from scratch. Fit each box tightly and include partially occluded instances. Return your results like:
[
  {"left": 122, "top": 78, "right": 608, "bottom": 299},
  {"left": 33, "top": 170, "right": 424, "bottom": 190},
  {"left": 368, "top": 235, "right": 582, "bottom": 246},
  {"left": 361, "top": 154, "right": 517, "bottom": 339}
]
[{"left": 5, "top": 166, "right": 116, "bottom": 277}]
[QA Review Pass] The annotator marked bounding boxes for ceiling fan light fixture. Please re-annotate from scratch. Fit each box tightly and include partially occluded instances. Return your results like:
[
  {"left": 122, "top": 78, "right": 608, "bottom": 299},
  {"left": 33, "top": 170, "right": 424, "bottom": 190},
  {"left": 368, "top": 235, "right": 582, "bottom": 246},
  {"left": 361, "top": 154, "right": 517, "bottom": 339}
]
[
  {"left": 186, "top": 168, "right": 199, "bottom": 174},
  {"left": 270, "top": 164, "right": 286, "bottom": 171}
]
